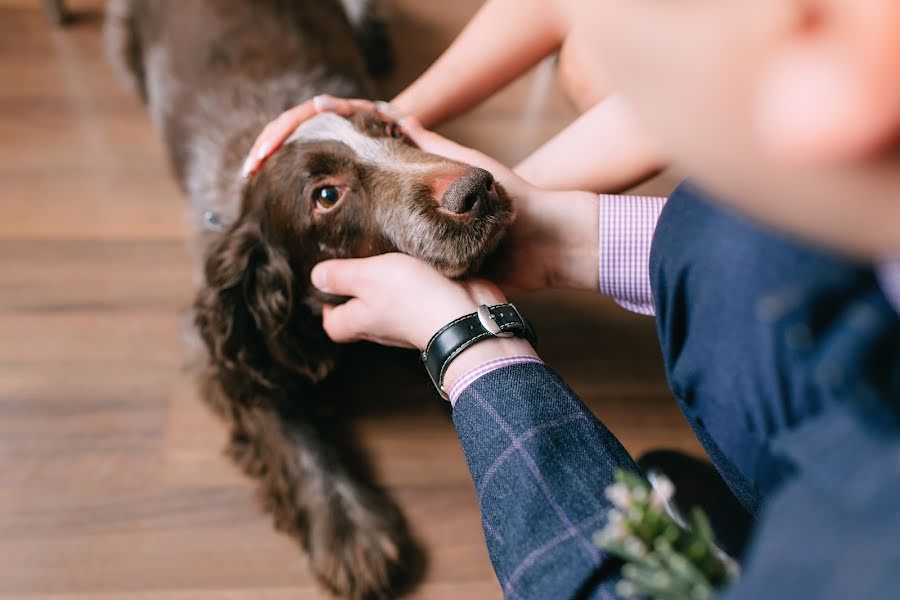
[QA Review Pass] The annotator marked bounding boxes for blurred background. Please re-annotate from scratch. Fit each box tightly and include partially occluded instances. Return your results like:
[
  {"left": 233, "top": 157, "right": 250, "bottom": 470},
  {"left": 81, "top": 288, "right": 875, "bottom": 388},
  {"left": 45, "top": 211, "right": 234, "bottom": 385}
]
[{"left": 0, "top": 0, "right": 700, "bottom": 598}]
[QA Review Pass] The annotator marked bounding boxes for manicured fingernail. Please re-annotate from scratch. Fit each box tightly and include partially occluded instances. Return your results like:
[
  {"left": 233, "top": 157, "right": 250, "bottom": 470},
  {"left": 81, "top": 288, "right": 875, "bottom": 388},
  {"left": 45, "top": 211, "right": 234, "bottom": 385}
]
[
  {"left": 311, "top": 264, "right": 328, "bottom": 291},
  {"left": 313, "top": 95, "right": 336, "bottom": 111},
  {"left": 256, "top": 141, "right": 270, "bottom": 161},
  {"left": 375, "top": 101, "right": 405, "bottom": 120},
  {"left": 241, "top": 156, "right": 254, "bottom": 178}
]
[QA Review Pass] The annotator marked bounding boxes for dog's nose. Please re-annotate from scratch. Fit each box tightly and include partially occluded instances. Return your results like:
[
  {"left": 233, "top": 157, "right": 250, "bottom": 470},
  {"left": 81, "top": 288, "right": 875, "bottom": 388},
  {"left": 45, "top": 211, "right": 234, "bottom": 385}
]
[{"left": 440, "top": 168, "right": 495, "bottom": 215}]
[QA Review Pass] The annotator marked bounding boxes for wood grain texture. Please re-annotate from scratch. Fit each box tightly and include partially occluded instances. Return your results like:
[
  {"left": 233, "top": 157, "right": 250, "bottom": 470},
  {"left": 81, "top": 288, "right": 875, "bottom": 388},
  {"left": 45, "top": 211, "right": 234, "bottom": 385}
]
[{"left": 0, "top": 1, "right": 700, "bottom": 598}]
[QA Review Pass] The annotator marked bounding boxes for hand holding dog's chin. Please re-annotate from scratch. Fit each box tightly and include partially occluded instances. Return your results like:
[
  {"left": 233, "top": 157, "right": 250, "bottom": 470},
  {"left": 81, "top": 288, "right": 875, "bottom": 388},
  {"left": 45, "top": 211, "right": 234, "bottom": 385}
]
[
  {"left": 312, "top": 255, "right": 539, "bottom": 393},
  {"left": 313, "top": 253, "right": 509, "bottom": 350},
  {"left": 398, "top": 121, "right": 600, "bottom": 294}
]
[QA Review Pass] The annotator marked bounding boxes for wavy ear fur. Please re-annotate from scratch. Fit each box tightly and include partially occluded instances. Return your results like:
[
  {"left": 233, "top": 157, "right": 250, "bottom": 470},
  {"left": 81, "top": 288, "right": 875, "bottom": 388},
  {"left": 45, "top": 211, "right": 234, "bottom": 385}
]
[{"left": 194, "top": 217, "right": 333, "bottom": 401}]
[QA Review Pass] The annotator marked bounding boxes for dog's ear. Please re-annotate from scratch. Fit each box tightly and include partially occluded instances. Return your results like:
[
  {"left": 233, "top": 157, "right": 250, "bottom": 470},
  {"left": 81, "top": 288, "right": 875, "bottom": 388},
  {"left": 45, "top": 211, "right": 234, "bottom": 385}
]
[{"left": 194, "top": 216, "right": 333, "bottom": 399}]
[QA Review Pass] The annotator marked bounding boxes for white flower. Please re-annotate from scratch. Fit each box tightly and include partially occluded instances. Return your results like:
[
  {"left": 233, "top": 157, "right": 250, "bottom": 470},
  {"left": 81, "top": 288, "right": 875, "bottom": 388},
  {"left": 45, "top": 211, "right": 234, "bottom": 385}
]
[
  {"left": 599, "top": 511, "right": 628, "bottom": 540},
  {"left": 605, "top": 483, "right": 632, "bottom": 509},
  {"left": 623, "top": 536, "right": 648, "bottom": 558},
  {"left": 647, "top": 470, "right": 689, "bottom": 528},
  {"left": 648, "top": 471, "right": 675, "bottom": 508}
]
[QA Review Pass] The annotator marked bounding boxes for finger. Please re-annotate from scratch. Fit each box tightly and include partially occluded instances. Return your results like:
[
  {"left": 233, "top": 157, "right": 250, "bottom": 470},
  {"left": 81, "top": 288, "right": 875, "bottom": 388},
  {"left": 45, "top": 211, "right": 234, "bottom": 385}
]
[
  {"left": 373, "top": 100, "right": 407, "bottom": 123},
  {"left": 329, "top": 99, "right": 403, "bottom": 124},
  {"left": 314, "top": 94, "right": 360, "bottom": 116},
  {"left": 242, "top": 96, "right": 359, "bottom": 177},
  {"left": 400, "top": 117, "right": 512, "bottom": 176},
  {"left": 242, "top": 101, "right": 317, "bottom": 177},
  {"left": 321, "top": 300, "right": 370, "bottom": 343},
  {"left": 310, "top": 257, "right": 376, "bottom": 298},
  {"left": 345, "top": 98, "right": 377, "bottom": 112},
  {"left": 398, "top": 117, "right": 462, "bottom": 154}
]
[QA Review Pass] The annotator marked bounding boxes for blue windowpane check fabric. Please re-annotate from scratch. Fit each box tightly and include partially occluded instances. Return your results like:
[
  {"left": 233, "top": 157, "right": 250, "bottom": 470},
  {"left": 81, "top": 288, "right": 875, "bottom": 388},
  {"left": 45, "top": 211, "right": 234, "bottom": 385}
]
[
  {"left": 452, "top": 183, "right": 900, "bottom": 600},
  {"left": 453, "top": 363, "right": 633, "bottom": 600}
]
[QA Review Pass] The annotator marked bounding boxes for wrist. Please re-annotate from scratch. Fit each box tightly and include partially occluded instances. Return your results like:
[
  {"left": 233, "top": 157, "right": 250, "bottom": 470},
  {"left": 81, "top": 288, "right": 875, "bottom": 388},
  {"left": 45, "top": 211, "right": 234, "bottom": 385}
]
[
  {"left": 421, "top": 301, "right": 537, "bottom": 398},
  {"left": 524, "top": 189, "right": 600, "bottom": 291},
  {"left": 411, "top": 282, "right": 508, "bottom": 350}
]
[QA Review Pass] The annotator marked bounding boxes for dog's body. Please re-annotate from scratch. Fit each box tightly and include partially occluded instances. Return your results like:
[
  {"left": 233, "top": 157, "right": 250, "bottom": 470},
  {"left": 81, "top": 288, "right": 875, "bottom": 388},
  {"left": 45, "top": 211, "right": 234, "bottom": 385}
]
[{"left": 106, "top": 2, "right": 512, "bottom": 598}]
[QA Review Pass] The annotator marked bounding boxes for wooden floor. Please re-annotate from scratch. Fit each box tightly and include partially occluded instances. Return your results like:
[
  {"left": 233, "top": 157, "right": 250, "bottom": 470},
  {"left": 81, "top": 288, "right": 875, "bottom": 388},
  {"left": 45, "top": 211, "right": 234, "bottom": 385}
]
[{"left": 0, "top": 1, "right": 700, "bottom": 598}]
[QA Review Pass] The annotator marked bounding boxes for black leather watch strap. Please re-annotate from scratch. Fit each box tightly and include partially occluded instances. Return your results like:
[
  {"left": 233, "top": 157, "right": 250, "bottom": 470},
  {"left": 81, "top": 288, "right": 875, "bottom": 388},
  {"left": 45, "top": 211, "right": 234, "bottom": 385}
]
[{"left": 422, "top": 303, "right": 537, "bottom": 398}]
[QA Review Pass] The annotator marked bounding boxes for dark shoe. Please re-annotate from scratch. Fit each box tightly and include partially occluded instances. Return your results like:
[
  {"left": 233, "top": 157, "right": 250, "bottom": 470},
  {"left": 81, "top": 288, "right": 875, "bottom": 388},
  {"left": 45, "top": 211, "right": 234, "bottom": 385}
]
[{"left": 636, "top": 449, "right": 754, "bottom": 558}]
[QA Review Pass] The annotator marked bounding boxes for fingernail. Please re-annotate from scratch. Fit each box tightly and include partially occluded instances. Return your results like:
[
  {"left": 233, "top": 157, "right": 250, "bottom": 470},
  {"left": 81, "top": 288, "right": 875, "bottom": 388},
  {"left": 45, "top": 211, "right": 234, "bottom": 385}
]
[
  {"left": 256, "top": 141, "right": 270, "bottom": 161},
  {"left": 313, "top": 95, "right": 336, "bottom": 112},
  {"left": 241, "top": 156, "right": 254, "bottom": 178},
  {"left": 375, "top": 101, "right": 405, "bottom": 121},
  {"left": 311, "top": 264, "right": 328, "bottom": 291}
]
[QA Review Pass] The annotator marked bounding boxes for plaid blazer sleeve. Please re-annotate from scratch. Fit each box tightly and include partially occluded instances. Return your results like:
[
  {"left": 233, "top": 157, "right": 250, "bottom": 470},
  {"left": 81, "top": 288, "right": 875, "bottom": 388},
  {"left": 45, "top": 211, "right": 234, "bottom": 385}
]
[
  {"left": 453, "top": 366, "right": 900, "bottom": 600},
  {"left": 452, "top": 361, "right": 636, "bottom": 600}
]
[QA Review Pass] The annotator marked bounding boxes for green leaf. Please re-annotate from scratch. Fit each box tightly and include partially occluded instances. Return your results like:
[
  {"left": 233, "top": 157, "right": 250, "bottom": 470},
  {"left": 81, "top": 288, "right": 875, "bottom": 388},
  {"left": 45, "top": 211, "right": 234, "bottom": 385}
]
[{"left": 690, "top": 507, "right": 715, "bottom": 545}]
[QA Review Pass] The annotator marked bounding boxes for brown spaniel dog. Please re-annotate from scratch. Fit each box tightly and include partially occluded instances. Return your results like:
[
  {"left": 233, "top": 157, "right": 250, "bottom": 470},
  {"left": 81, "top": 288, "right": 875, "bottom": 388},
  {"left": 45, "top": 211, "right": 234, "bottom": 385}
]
[{"left": 106, "top": 1, "right": 512, "bottom": 598}]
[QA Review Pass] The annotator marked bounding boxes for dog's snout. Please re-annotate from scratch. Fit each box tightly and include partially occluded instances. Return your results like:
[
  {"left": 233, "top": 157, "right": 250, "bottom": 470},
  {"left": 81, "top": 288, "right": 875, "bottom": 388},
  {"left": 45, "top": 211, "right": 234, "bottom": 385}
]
[{"left": 441, "top": 168, "right": 495, "bottom": 216}]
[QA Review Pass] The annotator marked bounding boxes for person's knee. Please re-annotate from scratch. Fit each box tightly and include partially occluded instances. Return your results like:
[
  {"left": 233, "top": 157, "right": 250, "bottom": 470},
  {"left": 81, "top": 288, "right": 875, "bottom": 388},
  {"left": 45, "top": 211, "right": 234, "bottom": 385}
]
[
  {"left": 647, "top": 183, "right": 878, "bottom": 503},
  {"left": 649, "top": 183, "right": 859, "bottom": 372},
  {"left": 649, "top": 183, "right": 763, "bottom": 374}
]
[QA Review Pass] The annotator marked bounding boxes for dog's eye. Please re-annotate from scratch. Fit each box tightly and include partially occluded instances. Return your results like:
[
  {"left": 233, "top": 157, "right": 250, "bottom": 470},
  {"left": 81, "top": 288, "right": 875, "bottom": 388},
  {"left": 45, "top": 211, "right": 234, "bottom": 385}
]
[{"left": 314, "top": 185, "right": 343, "bottom": 210}]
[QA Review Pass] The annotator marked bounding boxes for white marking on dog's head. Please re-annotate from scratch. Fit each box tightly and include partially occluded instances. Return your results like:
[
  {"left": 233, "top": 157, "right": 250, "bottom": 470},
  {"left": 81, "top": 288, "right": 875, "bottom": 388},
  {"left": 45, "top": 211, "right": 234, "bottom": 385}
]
[
  {"left": 286, "top": 112, "right": 389, "bottom": 163},
  {"left": 284, "top": 112, "right": 437, "bottom": 174}
]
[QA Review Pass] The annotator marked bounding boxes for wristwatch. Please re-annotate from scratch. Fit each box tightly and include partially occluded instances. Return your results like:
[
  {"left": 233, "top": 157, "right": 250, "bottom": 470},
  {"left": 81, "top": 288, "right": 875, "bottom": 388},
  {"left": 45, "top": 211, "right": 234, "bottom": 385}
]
[{"left": 422, "top": 303, "right": 537, "bottom": 399}]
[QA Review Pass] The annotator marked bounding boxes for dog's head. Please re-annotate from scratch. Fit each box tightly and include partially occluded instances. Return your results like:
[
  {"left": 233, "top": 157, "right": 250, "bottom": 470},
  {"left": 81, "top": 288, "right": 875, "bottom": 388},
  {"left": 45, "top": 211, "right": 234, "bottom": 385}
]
[{"left": 195, "top": 111, "right": 513, "bottom": 393}]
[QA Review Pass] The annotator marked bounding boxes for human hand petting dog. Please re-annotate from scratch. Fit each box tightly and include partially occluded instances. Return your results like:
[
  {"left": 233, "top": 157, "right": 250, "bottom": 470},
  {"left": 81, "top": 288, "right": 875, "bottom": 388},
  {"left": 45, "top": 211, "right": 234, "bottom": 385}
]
[
  {"left": 397, "top": 117, "right": 600, "bottom": 294},
  {"left": 311, "top": 253, "right": 500, "bottom": 349},
  {"left": 245, "top": 98, "right": 601, "bottom": 295},
  {"left": 242, "top": 95, "right": 394, "bottom": 177},
  {"left": 311, "top": 253, "right": 537, "bottom": 391}
]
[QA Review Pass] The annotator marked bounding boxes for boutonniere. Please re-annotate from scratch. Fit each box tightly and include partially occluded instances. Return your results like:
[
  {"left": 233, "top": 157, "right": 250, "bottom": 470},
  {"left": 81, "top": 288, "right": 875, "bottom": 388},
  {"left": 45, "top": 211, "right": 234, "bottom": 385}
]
[{"left": 595, "top": 470, "right": 740, "bottom": 599}]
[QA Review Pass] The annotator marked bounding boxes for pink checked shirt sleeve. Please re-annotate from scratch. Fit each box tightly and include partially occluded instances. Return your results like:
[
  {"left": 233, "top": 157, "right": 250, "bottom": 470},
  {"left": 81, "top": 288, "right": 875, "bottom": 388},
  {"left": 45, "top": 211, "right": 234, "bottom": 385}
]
[{"left": 598, "top": 194, "right": 668, "bottom": 316}]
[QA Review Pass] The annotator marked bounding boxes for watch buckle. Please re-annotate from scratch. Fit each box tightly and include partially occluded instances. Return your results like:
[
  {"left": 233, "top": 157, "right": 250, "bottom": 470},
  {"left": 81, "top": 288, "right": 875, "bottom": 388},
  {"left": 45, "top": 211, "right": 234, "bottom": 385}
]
[{"left": 477, "top": 304, "right": 513, "bottom": 338}]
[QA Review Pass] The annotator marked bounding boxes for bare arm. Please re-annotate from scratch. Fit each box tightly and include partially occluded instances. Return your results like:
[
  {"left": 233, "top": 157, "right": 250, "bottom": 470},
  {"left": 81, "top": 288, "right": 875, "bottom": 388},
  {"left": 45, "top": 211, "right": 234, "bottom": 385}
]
[
  {"left": 391, "top": 0, "right": 566, "bottom": 128},
  {"left": 515, "top": 94, "right": 667, "bottom": 193},
  {"left": 243, "top": 0, "right": 567, "bottom": 174}
]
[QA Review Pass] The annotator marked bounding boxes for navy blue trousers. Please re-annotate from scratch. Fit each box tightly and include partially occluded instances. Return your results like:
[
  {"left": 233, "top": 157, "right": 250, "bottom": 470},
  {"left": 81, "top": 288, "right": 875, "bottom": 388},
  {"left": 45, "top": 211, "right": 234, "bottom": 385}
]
[
  {"left": 651, "top": 184, "right": 900, "bottom": 516},
  {"left": 453, "top": 183, "right": 900, "bottom": 599}
]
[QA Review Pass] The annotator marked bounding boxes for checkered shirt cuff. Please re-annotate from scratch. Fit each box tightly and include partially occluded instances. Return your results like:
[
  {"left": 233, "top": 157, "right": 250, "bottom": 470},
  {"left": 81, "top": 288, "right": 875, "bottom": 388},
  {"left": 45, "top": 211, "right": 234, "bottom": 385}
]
[{"left": 598, "top": 194, "right": 667, "bottom": 316}]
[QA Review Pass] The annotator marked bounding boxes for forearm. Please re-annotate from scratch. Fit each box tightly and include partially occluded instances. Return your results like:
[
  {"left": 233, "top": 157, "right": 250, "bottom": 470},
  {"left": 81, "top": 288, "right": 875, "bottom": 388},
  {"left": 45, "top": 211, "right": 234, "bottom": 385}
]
[
  {"left": 517, "top": 189, "right": 601, "bottom": 291},
  {"left": 515, "top": 94, "right": 667, "bottom": 194},
  {"left": 391, "top": 0, "right": 565, "bottom": 128},
  {"left": 452, "top": 362, "right": 634, "bottom": 599}
]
